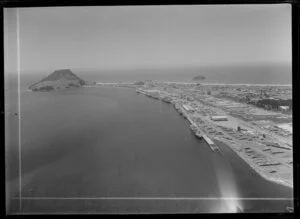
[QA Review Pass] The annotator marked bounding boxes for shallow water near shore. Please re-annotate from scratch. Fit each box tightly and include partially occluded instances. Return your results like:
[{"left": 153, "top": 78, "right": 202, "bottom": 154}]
[{"left": 6, "top": 85, "right": 293, "bottom": 213}]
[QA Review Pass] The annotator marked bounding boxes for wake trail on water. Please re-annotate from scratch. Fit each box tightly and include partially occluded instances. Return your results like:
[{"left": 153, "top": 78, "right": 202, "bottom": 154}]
[{"left": 211, "top": 152, "right": 243, "bottom": 213}]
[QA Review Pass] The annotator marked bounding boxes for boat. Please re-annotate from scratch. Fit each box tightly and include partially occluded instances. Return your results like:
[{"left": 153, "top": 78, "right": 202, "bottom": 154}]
[
  {"left": 210, "top": 143, "right": 221, "bottom": 153},
  {"left": 190, "top": 124, "right": 198, "bottom": 133},
  {"left": 202, "top": 134, "right": 222, "bottom": 153},
  {"left": 195, "top": 131, "right": 203, "bottom": 139}
]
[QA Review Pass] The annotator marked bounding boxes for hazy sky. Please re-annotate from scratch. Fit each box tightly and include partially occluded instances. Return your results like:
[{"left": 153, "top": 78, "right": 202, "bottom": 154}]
[{"left": 4, "top": 4, "right": 291, "bottom": 73}]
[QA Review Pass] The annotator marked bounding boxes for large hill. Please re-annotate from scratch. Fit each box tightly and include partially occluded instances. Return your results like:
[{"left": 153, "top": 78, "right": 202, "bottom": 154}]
[{"left": 29, "top": 69, "right": 87, "bottom": 91}]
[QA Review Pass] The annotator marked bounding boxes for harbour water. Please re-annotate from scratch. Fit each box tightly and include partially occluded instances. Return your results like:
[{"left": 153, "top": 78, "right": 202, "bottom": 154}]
[{"left": 5, "top": 82, "right": 293, "bottom": 213}]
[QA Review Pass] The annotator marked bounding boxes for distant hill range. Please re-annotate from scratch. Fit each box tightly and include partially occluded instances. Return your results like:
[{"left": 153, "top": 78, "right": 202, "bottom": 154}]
[{"left": 29, "top": 69, "right": 95, "bottom": 91}]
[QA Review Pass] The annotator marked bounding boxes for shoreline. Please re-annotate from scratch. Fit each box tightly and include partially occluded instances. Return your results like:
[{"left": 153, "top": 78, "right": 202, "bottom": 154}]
[
  {"left": 137, "top": 89, "right": 293, "bottom": 189},
  {"left": 213, "top": 138, "right": 293, "bottom": 189},
  {"left": 93, "top": 81, "right": 292, "bottom": 87}
]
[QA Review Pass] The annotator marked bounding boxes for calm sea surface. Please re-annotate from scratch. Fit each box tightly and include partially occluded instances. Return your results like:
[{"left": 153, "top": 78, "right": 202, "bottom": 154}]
[{"left": 5, "top": 78, "right": 293, "bottom": 213}]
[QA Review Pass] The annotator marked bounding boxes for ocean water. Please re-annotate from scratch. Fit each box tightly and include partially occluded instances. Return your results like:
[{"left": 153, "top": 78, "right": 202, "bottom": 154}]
[
  {"left": 71, "top": 63, "right": 292, "bottom": 84},
  {"left": 9, "top": 62, "right": 292, "bottom": 85},
  {"left": 5, "top": 75, "right": 293, "bottom": 213}
]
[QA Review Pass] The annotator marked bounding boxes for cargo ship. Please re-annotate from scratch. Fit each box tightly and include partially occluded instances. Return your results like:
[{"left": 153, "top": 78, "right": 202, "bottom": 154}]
[
  {"left": 202, "top": 134, "right": 221, "bottom": 153},
  {"left": 189, "top": 123, "right": 221, "bottom": 153}
]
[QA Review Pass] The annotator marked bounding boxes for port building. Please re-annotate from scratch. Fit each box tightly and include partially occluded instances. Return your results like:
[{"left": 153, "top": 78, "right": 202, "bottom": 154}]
[
  {"left": 182, "top": 104, "right": 194, "bottom": 112},
  {"left": 279, "top": 106, "right": 289, "bottom": 111},
  {"left": 210, "top": 115, "right": 228, "bottom": 121}
]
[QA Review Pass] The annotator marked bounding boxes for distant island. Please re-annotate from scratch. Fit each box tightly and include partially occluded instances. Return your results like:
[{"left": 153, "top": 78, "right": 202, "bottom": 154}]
[
  {"left": 133, "top": 81, "right": 145, "bottom": 86},
  {"left": 29, "top": 69, "right": 95, "bottom": 91},
  {"left": 193, "top": 76, "right": 206, "bottom": 81}
]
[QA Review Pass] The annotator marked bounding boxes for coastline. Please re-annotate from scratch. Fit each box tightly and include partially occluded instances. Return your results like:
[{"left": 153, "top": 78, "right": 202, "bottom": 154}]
[
  {"left": 213, "top": 138, "right": 293, "bottom": 189},
  {"left": 156, "top": 82, "right": 292, "bottom": 87},
  {"left": 137, "top": 89, "right": 293, "bottom": 190}
]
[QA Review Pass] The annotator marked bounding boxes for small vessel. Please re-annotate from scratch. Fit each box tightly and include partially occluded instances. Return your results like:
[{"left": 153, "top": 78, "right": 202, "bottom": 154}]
[
  {"left": 195, "top": 131, "right": 203, "bottom": 139},
  {"left": 190, "top": 124, "right": 198, "bottom": 132},
  {"left": 202, "top": 134, "right": 222, "bottom": 153},
  {"left": 210, "top": 143, "right": 221, "bottom": 153}
]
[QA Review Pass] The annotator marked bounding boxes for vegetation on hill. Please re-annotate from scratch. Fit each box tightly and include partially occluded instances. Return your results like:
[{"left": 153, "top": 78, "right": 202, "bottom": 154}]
[
  {"left": 254, "top": 98, "right": 292, "bottom": 111},
  {"left": 32, "top": 85, "right": 54, "bottom": 91}
]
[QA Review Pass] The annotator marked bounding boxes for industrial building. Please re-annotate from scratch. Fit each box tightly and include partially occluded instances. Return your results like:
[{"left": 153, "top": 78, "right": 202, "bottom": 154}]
[
  {"left": 279, "top": 106, "right": 290, "bottom": 112},
  {"left": 210, "top": 115, "right": 228, "bottom": 121},
  {"left": 182, "top": 104, "right": 194, "bottom": 112}
]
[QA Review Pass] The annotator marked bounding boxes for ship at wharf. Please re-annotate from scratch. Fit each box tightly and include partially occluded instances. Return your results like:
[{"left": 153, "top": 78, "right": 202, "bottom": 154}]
[{"left": 137, "top": 89, "right": 222, "bottom": 153}]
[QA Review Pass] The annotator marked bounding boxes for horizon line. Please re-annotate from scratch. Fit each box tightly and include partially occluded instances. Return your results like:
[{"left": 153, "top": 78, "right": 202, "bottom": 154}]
[
  {"left": 5, "top": 61, "right": 291, "bottom": 74},
  {"left": 95, "top": 82, "right": 292, "bottom": 86}
]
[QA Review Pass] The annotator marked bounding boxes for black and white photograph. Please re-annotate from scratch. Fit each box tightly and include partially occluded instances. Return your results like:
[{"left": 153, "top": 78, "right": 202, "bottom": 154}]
[{"left": 4, "top": 3, "right": 294, "bottom": 214}]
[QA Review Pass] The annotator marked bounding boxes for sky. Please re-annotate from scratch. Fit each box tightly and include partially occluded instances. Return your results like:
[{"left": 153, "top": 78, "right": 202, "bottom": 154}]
[{"left": 4, "top": 4, "right": 291, "bottom": 74}]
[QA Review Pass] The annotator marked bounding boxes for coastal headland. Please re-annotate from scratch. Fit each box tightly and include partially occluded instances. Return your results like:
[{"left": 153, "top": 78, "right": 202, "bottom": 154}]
[{"left": 28, "top": 69, "right": 96, "bottom": 91}]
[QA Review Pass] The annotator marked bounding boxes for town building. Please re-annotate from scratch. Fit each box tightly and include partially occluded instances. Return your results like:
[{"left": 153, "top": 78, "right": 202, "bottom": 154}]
[
  {"left": 279, "top": 106, "right": 290, "bottom": 111},
  {"left": 183, "top": 104, "right": 194, "bottom": 112},
  {"left": 210, "top": 115, "right": 228, "bottom": 121}
]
